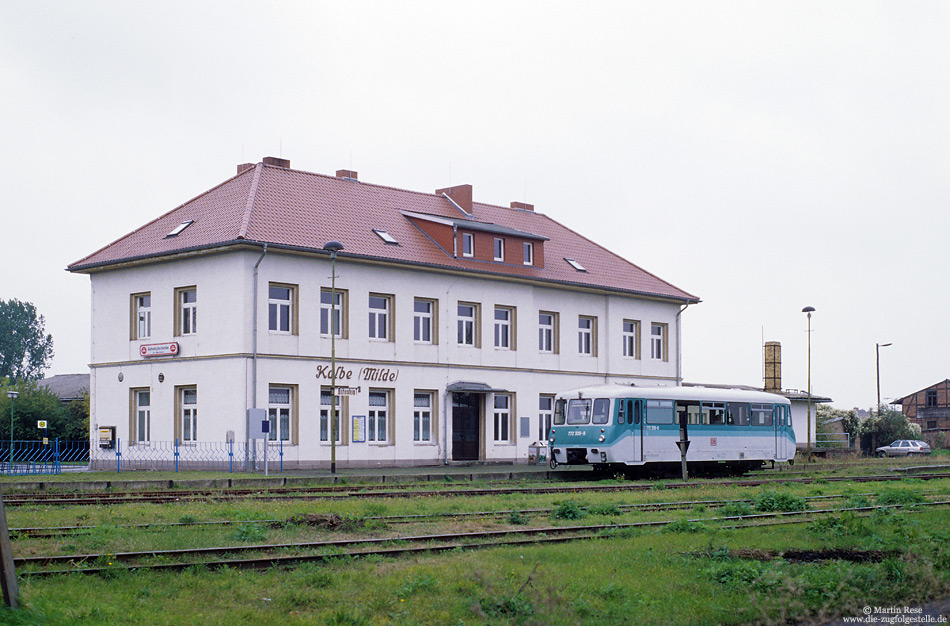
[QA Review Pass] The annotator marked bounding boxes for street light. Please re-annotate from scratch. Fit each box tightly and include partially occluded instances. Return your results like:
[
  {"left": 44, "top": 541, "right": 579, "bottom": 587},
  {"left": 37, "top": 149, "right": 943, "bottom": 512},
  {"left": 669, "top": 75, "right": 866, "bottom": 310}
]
[
  {"left": 876, "top": 342, "right": 892, "bottom": 414},
  {"left": 6, "top": 391, "right": 17, "bottom": 471},
  {"left": 802, "top": 306, "right": 815, "bottom": 459},
  {"left": 323, "top": 240, "right": 344, "bottom": 475}
]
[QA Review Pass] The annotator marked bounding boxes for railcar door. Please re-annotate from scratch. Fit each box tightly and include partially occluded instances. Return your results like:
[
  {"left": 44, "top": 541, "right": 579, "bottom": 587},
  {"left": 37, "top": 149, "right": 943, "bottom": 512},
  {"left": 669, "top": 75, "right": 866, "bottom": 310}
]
[
  {"left": 773, "top": 405, "right": 786, "bottom": 460},
  {"left": 622, "top": 399, "right": 644, "bottom": 463}
]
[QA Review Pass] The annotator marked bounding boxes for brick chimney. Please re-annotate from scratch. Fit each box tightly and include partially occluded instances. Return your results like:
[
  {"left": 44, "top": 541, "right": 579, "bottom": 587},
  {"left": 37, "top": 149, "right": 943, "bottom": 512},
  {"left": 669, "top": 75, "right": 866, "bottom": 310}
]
[
  {"left": 764, "top": 341, "right": 782, "bottom": 392},
  {"left": 263, "top": 156, "right": 291, "bottom": 168},
  {"left": 336, "top": 169, "right": 358, "bottom": 180},
  {"left": 436, "top": 184, "right": 473, "bottom": 214},
  {"left": 236, "top": 163, "right": 255, "bottom": 175},
  {"left": 510, "top": 201, "right": 534, "bottom": 212}
]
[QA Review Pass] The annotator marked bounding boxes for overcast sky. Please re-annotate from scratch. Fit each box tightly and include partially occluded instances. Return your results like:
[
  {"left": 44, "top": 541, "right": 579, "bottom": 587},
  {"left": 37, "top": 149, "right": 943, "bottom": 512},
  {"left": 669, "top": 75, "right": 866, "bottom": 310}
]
[{"left": 1, "top": 1, "right": 947, "bottom": 410}]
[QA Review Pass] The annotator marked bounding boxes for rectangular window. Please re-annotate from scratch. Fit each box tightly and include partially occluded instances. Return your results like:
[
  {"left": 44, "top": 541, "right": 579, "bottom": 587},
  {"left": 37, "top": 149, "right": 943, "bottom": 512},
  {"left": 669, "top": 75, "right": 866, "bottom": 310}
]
[
  {"left": 131, "top": 293, "right": 151, "bottom": 340},
  {"left": 592, "top": 398, "right": 611, "bottom": 425},
  {"left": 414, "top": 392, "right": 434, "bottom": 442},
  {"left": 176, "top": 287, "right": 197, "bottom": 336},
  {"left": 538, "top": 312, "right": 557, "bottom": 353},
  {"left": 928, "top": 420, "right": 938, "bottom": 429},
  {"left": 578, "top": 316, "right": 595, "bottom": 355},
  {"left": 368, "top": 389, "right": 390, "bottom": 443},
  {"left": 413, "top": 298, "right": 436, "bottom": 344},
  {"left": 926, "top": 390, "right": 938, "bottom": 407},
  {"left": 494, "top": 237, "right": 504, "bottom": 261},
  {"left": 539, "top": 395, "right": 554, "bottom": 441},
  {"left": 494, "top": 306, "right": 514, "bottom": 350},
  {"left": 180, "top": 387, "right": 198, "bottom": 442},
  {"left": 523, "top": 242, "right": 534, "bottom": 266},
  {"left": 268, "top": 283, "right": 296, "bottom": 334},
  {"left": 268, "top": 386, "right": 293, "bottom": 442},
  {"left": 645, "top": 399, "right": 674, "bottom": 424},
  {"left": 368, "top": 294, "right": 392, "bottom": 341},
  {"left": 462, "top": 232, "right": 474, "bottom": 257},
  {"left": 319, "top": 387, "right": 342, "bottom": 443},
  {"left": 703, "top": 402, "right": 726, "bottom": 426},
  {"left": 727, "top": 403, "right": 750, "bottom": 426},
  {"left": 457, "top": 303, "right": 478, "bottom": 346},
  {"left": 751, "top": 403, "right": 773, "bottom": 427},
  {"left": 622, "top": 319, "right": 640, "bottom": 359},
  {"left": 651, "top": 323, "right": 668, "bottom": 361},
  {"left": 493, "top": 394, "right": 511, "bottom": 442},
  {"left": 132, "top": 389, "right": 150, "bottom": 444},
  {"left": 320, "top": 288, "right": 346, "bottom": 338}
]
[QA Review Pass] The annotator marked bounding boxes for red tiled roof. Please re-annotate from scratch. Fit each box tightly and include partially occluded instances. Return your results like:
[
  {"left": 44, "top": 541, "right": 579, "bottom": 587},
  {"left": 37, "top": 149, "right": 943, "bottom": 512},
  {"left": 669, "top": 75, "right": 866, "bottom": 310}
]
[{"left": 68, "top": 161, "right": 698, "bottom": 302}]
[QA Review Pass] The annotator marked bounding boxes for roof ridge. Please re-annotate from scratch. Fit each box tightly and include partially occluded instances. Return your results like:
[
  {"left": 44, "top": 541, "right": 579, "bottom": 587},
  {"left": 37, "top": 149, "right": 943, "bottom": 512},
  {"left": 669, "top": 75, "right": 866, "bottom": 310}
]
[{"left": 237, "top": 163, "right": 263, "bottom": 239}]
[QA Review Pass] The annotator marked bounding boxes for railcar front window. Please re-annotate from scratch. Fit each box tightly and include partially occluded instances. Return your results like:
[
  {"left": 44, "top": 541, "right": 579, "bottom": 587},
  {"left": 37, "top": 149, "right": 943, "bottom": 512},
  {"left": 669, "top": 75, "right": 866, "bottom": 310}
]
[
  {"left": 646, "top": 399, "right": 674, "bottom": 424},
  {"left": 554, "top": 399, "right": 566, "bottom": 425},
  {"left": 567, "top": 399, "right": 592, "bottom": 424},
  {"left": 592, "top": 398, "right": 610, "bottom": 425}
]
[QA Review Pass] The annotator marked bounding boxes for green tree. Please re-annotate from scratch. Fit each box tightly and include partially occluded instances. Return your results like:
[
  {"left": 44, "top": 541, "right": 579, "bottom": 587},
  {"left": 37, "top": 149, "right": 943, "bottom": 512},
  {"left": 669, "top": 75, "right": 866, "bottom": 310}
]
[
  {"left": 0, "top": 379, "right": 66, "bottom": 441},
  {"left": 858, "top": 407, "right": 920, "bottom": 454},
  {"left": 0, "top": 298, "right": 54, "bottom": 381}
]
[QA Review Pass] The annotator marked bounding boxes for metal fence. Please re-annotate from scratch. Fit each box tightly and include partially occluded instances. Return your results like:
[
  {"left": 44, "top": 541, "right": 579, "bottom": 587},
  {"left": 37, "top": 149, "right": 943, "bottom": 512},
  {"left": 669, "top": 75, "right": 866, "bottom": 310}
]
[
  {"left": 0, "top": 439, "right": 90, "bottom": 476},
  {"left": 91, "top": 439, "right": 284, "bottom": 473},
  {"left": 815, "top": 433, "right": 851, "bottom": 448}
]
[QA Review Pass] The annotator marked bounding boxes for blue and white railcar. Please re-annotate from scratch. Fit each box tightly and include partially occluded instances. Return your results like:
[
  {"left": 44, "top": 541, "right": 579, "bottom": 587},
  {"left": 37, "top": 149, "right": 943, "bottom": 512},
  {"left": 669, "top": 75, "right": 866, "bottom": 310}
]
[{"left": 548, "top": 385, "right": 796, "bottom": 474}]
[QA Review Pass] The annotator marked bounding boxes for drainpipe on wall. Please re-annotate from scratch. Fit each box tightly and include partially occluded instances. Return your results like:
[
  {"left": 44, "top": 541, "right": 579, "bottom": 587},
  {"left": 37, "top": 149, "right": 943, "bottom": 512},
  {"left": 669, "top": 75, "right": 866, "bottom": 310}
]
[
  {"left": 251, "top": 244, "right": 268, "bottom": 413},
  {"left": 675, "top": 302, "right": 691, "bottom": 385}
]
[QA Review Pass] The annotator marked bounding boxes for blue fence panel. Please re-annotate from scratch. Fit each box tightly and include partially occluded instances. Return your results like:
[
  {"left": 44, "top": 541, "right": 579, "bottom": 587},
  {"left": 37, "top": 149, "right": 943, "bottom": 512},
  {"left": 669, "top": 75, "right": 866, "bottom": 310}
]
[
  {"left": 0, "top": 439, "right": 90, "bottom": 476},
  {"left": 91, "top": 440, "right": 258, "bottom": 473}
]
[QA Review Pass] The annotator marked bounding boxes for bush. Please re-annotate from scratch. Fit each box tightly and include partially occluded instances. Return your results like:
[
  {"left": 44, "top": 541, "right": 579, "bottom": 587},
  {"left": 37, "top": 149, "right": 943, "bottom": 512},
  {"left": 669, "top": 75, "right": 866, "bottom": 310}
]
[{"left": 754, "top": 491, "right": 808, "bottom": 512}]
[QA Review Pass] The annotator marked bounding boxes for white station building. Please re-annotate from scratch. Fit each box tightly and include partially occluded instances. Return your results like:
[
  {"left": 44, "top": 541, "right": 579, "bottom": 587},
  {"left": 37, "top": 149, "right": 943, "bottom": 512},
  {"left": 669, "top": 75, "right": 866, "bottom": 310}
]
[{"left": 69, "top": 157, "right": 699, "bottom": 468}]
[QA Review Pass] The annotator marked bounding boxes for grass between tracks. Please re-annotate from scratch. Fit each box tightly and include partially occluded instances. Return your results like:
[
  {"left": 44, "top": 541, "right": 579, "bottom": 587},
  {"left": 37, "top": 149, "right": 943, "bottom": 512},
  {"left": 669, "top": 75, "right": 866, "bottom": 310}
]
[{"left": 2, "top": 475, "right": 950, "bottom": 625}]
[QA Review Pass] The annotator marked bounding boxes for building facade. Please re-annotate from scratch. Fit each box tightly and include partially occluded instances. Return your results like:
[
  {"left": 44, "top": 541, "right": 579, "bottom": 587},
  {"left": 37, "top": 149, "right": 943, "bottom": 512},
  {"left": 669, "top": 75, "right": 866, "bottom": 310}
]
[
  {"left": 69, "top": 158, "right": 698, "bottom": 468},
  {"left": 894, "top": 380, "right": 950, "bottom": 443}
]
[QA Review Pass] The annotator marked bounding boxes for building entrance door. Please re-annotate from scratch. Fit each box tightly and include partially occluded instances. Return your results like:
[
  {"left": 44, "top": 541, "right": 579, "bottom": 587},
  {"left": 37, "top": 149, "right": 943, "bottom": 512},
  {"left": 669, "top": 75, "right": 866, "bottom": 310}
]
[{"left": 452, "top": 393, "right": 481, "bottom": 461}]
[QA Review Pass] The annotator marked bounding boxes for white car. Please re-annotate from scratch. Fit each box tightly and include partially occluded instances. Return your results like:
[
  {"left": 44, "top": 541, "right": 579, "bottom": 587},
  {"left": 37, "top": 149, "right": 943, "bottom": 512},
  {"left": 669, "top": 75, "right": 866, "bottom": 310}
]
[{"left": 875, "top": 439, "right": 932, "bottom": 457}]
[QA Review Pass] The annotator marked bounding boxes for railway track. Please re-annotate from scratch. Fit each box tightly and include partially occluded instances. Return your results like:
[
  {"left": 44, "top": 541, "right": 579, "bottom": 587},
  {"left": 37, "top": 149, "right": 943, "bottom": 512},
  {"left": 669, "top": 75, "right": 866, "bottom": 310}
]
[
  {"left": 18, "top": 499, "right": 950, "bottom": 577},
  {"left": 6, "top": 472, "right": 950, "bottom": 507}
]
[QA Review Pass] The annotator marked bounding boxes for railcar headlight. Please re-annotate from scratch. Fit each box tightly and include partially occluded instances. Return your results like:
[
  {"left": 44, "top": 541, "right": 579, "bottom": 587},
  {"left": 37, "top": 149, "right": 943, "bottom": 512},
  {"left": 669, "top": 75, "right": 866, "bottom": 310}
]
[{"left": 598, "top": 435, "right": 605, "bottom": 442}]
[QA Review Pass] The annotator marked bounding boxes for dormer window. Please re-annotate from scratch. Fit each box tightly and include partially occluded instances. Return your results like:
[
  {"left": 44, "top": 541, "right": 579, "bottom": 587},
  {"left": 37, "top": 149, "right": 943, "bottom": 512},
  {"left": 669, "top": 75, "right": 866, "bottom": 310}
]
[
  {"left": 564, "top": 258, "right": 587, "bottom": 272},
  {"left": 462, "top": 232, "right": 474, "bottom": 257},
  {"left": 166, "top": 220, "right": 194, "bottom": 237},
  {"left": 373, "top": 229, "right": 399, "bottom": 245},
  {"left": 494, "top": 237, "right": 504, "bottom": 261},
  {"left": 523, "top": 242, "right": 534, "bottom": 266}
]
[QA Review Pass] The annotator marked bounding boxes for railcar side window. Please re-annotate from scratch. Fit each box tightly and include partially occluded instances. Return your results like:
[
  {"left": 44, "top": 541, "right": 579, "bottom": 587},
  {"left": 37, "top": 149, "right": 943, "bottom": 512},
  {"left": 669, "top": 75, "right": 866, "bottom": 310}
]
[
  {"left": 677, "top": 401, "right": 702, "bottom": 425},
  {"left": 567, "top": 399, "right": 592, "bottom": 424},
  {"left": 592, "top": 398, "right": 610, "bottom": 424},
  {"left": 705, "top": 402, "right": 725, "bottom": 425},
  {"left": 633, "top": 401, "right": 641, "bottom": 424},
  {"left": 646, "top": 399, "right": 674, "bottom": 424},
  {"left": 554, "top": 399, "right": 566, "bottom": 425},
  {"left": 727, "top": 403, "right": 750, "bottom": 426},
  {"left": 617, "top": 400, "right": 626, "bottom": 424},
  {"left": 751, "top": 403, "right": 773, "bottom": 426}
]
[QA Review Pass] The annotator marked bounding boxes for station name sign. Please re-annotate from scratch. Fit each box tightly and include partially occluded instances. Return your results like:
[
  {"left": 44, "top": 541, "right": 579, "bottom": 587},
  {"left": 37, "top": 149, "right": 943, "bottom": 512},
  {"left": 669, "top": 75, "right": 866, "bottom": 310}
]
[
  {"left": 140, "top": 342, "right": 180, "bottom": 357},
  {"left": 315, "top": 365, "right": 399, "bottom": 382}
]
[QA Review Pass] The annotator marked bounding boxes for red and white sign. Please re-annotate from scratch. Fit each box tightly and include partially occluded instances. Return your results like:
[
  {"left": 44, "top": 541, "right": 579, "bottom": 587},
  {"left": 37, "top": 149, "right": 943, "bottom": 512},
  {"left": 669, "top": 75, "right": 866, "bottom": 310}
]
[
  {"left": 140, "top": 342, "right": 180, "bottom": 357},
  {"left": 710, "top": 437, "right": 717, "bottom": 447}
]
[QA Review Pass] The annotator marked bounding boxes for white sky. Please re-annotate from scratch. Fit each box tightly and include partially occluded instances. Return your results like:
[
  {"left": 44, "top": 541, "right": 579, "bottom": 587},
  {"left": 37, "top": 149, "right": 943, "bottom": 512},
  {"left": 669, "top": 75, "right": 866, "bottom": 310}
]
[{"left": 1, "top": 1, "right": 947, "bottom": 410}]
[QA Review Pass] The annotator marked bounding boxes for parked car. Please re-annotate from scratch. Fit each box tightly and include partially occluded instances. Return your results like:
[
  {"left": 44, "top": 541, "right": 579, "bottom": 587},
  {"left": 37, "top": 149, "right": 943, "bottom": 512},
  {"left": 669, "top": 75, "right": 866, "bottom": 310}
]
[{"left": 875, "top": 439, "right": 932, "bottom": 457}]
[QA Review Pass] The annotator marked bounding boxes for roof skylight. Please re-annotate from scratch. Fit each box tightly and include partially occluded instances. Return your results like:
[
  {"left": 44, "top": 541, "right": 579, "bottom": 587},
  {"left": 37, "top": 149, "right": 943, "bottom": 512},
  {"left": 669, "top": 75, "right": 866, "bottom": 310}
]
[
  {"left": 564, "top": 258, "right": 587, "bottom": 272},
  {"left": 166, "top": 220, "right": 194, "bottom": 237},
  {"left": 373, "top": 229, "right": 399, "bottom": 245}
]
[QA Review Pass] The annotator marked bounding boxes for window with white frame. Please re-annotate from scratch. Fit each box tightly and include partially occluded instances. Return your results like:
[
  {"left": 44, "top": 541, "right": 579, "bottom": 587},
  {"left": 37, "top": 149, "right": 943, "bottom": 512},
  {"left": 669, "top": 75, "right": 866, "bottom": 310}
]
[
  {"left": 539, "top": 312, "right": 557, "bottom": 353},
  {"left": 651, "top": 323, "right": 668, "bottom": 361},
  {"left": 368, "top": 294, "right": 392, "bottom": 341},
  {"left": 539, "top": 395, "right": 554, "bottom": 442},
  {"left": 623, "top": 319, "right": 640, "bottom": 359},
  {"left": 132, "top": 293, "right": 151, "bottom": 340},
  {"left": 494, "top": 306, "right": 513, "bottom": 349},
  {"left": 180, "top": 387, "right": 198, "bottom": 442},
  {"left": 413, "top": 298, "right": 435, "bottom": 343},
  {"left": 493, "top": 237, "right": 504, "bottom": 261},
  {"left": 413, "top": 391, "right": 434, "bottom": 442},
  {"left": 523, "top": 242, "right": 533, "bottom": 266},
  {"left": 578, "top": 316, "right": 595, "bottom": 355},
  {"left": 268, "top": 386, "right": 292, "bottom": 442},
  {"left": 368, "top": 390, "right": 390, "bottom": 443},
  {"left": 457, "top": 303, "right": 478, "bottom": 346},
  {"left": 176, "top": 287, "right": 197, "bottom": 336},
  {"left": 319, "top": 387, "right": 342, "bottom": 443},
  {"left": 268, "top": 283, "right": 295, "bottom": 333},
  {"left": 320, "top": 288, "right": 345, "bottom": 337},
  {"left": 132, "top": 389, "right": 150, "bottom": 444},
  {"left": 493, "top": 394, "right": 511, "bottom": 442},
  {"left": 462, "top": 232, "right": 474, "bottom": 257}
]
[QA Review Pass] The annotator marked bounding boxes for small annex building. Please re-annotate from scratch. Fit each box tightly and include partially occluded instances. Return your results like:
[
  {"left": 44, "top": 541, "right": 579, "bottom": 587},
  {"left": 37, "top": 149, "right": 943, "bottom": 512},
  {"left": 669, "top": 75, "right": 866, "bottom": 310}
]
[{"left": 68, "top": 157, "right": 699, "bottom": 469}]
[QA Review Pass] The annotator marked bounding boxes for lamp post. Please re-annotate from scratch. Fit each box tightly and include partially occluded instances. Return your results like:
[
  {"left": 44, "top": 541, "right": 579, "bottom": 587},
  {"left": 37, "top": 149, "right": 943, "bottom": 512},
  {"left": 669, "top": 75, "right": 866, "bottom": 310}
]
[
  {"left": 6, "top": 392, "right": 17, "bottom": 472},
  {"left": 323, "top": 241, "right": 344, "bottom": 475},
  {"left": 876, "top": 342, "right": 892, "bottom": 414},
  {"left": 802, "top": 307, "right": 815, "bottom": 459}
]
